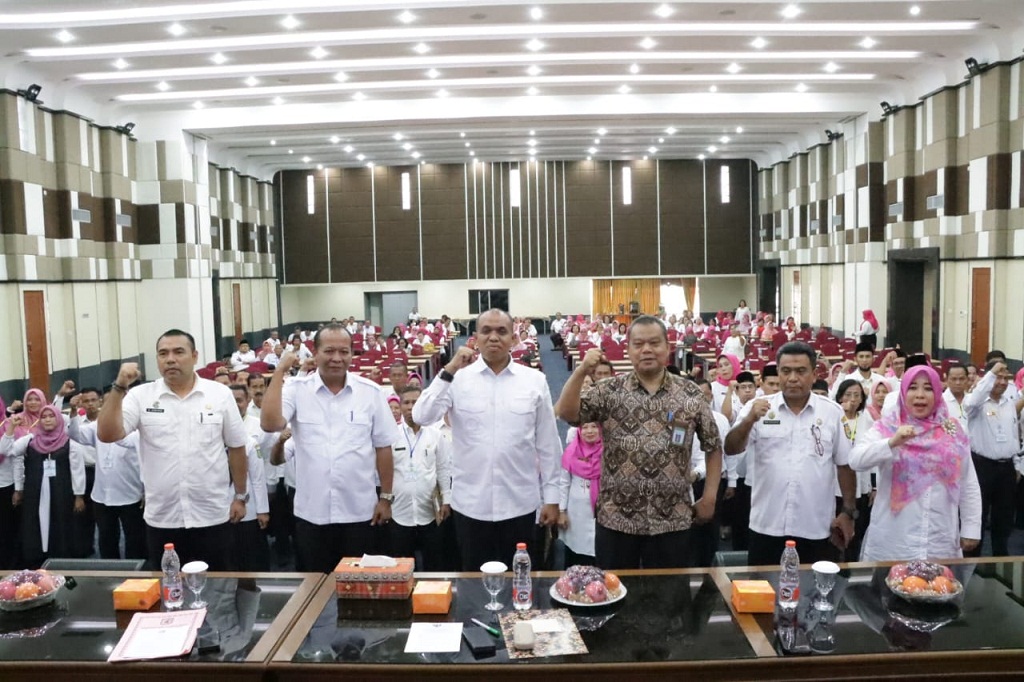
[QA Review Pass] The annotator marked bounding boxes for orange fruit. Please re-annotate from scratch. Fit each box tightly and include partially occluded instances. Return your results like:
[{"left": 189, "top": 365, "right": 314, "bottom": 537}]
[
  {"left": 604, "top": 573, "right": 621, "bottom": 591},
  {"left": 15, "top": 583, "right": 41, "bottom": 600},
  {"left": 901, "top": 576, "right": 929, "bottom": 592},
  {"left": 930, "top": 576, "right": 955, "bottom": 594}
]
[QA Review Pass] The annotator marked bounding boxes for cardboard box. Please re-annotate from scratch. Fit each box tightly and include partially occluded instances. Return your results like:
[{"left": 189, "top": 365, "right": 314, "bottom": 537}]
[
  {"left": 337, "top": 597, "right": 414, "bottom": 621},
  {"left": 731, "top": 580, "right": 776, "bottom": 613},
  {"left": 334, "top": 557, "right": 415, "bottom": 600},
  {"left": 412, "top": 580, "right": 452, "bottom": 614},
  {"left": 113, "top": 578, "right": 161, "bottom": 611}
]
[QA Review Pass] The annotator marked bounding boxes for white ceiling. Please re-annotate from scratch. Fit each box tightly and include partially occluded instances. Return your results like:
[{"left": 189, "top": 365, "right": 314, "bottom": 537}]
[{"left": 2, "top": 0, "right": 1022, "bottom": 177}]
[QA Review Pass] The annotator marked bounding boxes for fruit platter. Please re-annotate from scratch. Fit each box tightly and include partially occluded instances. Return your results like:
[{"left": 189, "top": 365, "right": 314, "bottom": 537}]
[
  {"left": 0, "top": 570, "right": 66, "bottom": 612},
  {"left": 550, "top": 565, "right": 626, "bottom": 607},
  {"left": 885, "top": 561, "right": 963, "bottom": 604}
]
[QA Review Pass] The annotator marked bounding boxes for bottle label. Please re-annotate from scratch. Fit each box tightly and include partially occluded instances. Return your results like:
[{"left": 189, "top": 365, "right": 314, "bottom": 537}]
[
  {"left": 779, "top": 585, "right": 799, "bottom": 601},
  {"left": 164, "top": 584, "right": 183, "bottom": 602},
  {"left": 515, "top": 587, "right": 532, "bottom": 602}
]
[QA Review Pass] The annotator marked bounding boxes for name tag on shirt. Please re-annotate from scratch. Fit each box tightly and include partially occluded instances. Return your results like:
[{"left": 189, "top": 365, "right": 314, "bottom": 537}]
[
  {"left": 763, "top": 419, "right": 781, "bottom": 425},
  {"left": 101, "top": 451, "right": 115, "bottom": 469},
  {"left": 145, "top": 407, "right": 165, "bottom": 413},
  {"left": 43, "top": 460, "right": 57, "bottom": 478}
]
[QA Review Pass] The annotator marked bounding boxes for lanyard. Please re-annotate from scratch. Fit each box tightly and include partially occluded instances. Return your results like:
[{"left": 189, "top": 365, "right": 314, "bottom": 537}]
[
  {"left": 404, "top": 427, "right": 423, "bottom": 460},
  {"left": 842, "top": 415, "right": 857, "bottom": 442}
]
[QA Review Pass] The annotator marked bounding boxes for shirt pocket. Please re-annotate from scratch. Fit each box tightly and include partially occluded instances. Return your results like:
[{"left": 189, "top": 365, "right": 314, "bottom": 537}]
[
  {"left": 140, "top": 413, "right": 174, "bottom": 440},
  {"left": 198, "top": 412, "right": 224, "bottom": 448},
  {"left": 507, "top": 396, "right": 536, "bottom": 430}
]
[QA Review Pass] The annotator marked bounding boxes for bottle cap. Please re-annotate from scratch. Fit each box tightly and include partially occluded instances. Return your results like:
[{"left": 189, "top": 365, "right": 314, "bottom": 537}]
[
  {"left": 785, "top": 540, "right": 796, "bottom": 547},
  {"left": 164, "top": 543, "right": 174, "bottom": 550},
  {"left": 516, "top": 542, "right": 527, "bottom": 550}
]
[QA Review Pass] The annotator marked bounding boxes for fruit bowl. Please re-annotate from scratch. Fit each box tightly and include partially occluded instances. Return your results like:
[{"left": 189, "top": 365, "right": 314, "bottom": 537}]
[
  {"left": 0, "top": 571, "right": 66, "bottom": 612},
  {"left": 885, "top": 561, "right": 962, "bottom": 604},
  {"left": 549, "top": 565, "right": 626, "bottom": 607}
]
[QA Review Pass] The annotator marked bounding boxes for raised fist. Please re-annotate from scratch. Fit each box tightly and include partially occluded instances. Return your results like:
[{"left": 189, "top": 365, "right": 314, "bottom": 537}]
[{"left": 116, "top": 362, "right": 140, "bottom": 387}]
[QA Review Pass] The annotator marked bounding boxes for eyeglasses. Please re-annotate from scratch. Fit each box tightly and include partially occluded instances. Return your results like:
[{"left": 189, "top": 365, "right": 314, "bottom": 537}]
[{"left": 810, "top": 425, "right": 825, "bottom": 457}]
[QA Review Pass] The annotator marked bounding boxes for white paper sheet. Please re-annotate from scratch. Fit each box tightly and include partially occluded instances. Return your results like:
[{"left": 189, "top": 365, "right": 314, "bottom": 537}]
[
  {"left": 359, "top": 554, "right": 398, "bottom": 568},
  {"left": 404, "top": 622, "right": 464, "bottom": 653},
  {"left": 528, "top": 618, "right": 563, "bottom": 633},
  {"left": 108, "top": 608, "right": 207, "bottom": 662}
]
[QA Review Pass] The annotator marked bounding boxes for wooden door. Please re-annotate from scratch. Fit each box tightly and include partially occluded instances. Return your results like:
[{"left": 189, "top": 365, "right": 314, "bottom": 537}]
[
  {"left": 970, "top": 267, "right": 991, "bottom": 366},
  {"left": 232, "top": 283, "right": 243, "bottom": 342},
  {"left": 23, "top": 291, "right": 50, "bottom": 392}
]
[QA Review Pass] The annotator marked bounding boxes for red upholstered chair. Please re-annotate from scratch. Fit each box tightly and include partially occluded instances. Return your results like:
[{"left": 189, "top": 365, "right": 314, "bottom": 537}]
[
  {"left": 667, "top": 327, "right": 679, "bottom": 342},
  {"left": 603, "top": 344, "right": 625, "bottom": 361}
]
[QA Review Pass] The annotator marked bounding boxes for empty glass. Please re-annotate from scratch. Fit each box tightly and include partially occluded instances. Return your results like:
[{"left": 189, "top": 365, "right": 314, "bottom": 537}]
[
  {"left": 808, "top": 618, "right": 836, "bottom": 653},
  {"left": 811, "top": 560, "right": 840, "bottom": 611},
  {"left": 480, "top": 561, "right": 508, "bottom": 611},
  {"left": 181, "top": 561, "right": 209, "bottom": 609}
]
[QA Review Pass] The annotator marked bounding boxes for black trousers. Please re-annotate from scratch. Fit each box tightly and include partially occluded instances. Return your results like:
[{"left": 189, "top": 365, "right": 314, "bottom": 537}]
[
  {"left": 690, "top": 479, "right": 725, "bottom": 568},
  {"left": 835, "top": 495, "right": 872, "bottom": 562},
  {"left": 595, "top": 525, "right": 693, "bottom": 570},
  {"left": 968, "top": 454, "right": 1017, "bottom": 557},
  {"left": 294, "top": 517, "right": 378, "bottom": 573},
  {"left": 388, "top": 521, "right": 442, "bottom": 572},
  {"left": 452, "top": 509, "right": 537, "bottom": 571},
  {"left": 747, "top": 530, "right": 839, "bottom": 567},
  {"left": 146, "top": 522, "right": 232, "bottom": 571},
  {"left": 95, "top": 500, "right": 146, "bottom": 560},
  {"left": 561, "top": 544, "right": 596, "bottom": 568},
  {"left": 73, "top": 466, "right": 97, "bottom": 558},
  {"left": 268, "top": 482, "right": 295, "bottom": 561},
  {"left": 0, "top": 484, "right": 19, "bottom": 569},
  {"left": 730, "top": 480, "right": 752, "bottom": 551},
  {"left": 435, "top": 515, "right": 460, "bottom": 571},
  {"left": 229, "top": 519, "right": 271, "bottom": 572}
]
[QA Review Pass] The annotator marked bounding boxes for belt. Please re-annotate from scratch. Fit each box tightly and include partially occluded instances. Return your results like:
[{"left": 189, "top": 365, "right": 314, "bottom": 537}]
[{"left": 970, "top": 452, "right": 1016, "bottom": 464}]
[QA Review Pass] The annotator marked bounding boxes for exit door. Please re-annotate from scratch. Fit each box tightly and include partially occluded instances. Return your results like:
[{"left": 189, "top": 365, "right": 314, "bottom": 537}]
[
  {"left": 970, "top": 268, "right": 991, "bottom": 366},
  {"left": 23, "top": 291, "right": 50, "bottom": 393}
]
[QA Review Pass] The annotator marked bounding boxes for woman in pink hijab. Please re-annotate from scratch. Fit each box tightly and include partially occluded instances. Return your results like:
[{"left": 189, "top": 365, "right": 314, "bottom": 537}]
[
  {"left": 711, "top": 354, "right": 741, "bottom": 413},
  {"left": 557, "top": 422, "right": 603, "bottom": 566},
  {"left": 855, "top": 310, "right": 879, "bottom": 348},
  {"left": 865, "top": 378, "right": 890, "bottom": 422},
  {"left": 850, "top": 365, "right": 981, "bottom": 561},
  {"left": 13, "top": 389, "right": 47, "bottom": 440}
]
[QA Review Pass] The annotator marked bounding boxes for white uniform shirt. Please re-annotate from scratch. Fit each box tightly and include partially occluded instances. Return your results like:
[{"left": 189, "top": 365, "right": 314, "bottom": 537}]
[
  {"left": 120, "top": 375, "right": 248, "bottom": 529},
  {"left": 551, "top": 319, "right": 566, "bottom": 335},
  {"left": 281, "top": 371, "right": 398, "bottom": 525},
  {"left": 231, "top": 350, "right": 258, "bottom": 366},
  {"left": 850, "top": 425, "right": 982, "bottom": 562},
  {"left": 290, "top": 345, "right": 313, "bottom": 361},
  {"left": 412, "top": 356, "right": 562, "bottom": 522},
  {"left": 942, "top": 389, "right": 969, "bottom": 435},
  {"left": 235, "top": 438, "right": 270, "bottom": 522},
  {"left": 69, "top": 417, "right": 143, "bottom": 506},
  {"left": 391, "top": 421, "right": 452, "bottom": 527},
  {"left": 736, "top": 392, "right": 852, "bottom": 540},
  {"left": 264, "top": 337, "right": 282, "bottom": 349},
  {"left": 693, "top": 411, "right": 733, "bottom": 482},
  {"left": 963, "top": 371, "right": 1020, "bottom": 460}
]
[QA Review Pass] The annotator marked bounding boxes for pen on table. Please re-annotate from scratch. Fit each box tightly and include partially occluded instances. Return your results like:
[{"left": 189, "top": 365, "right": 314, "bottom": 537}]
[{"left": 470, "top": 618, "right": 500, "bottom": 637}]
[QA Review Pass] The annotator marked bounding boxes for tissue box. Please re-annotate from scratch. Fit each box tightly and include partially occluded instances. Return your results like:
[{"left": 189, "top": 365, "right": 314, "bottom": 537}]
[
  {"left": 731, "top": 580, "right": 776, "bottom": 613},
  {"left": 113, "top": 578, "right": 161, "bottom": 611},
  {"left": 334, "top": 557, "right": 415, "bottom": 599},
  {"left": 412, "top": 580, "right": 452, "bottom": 614}
]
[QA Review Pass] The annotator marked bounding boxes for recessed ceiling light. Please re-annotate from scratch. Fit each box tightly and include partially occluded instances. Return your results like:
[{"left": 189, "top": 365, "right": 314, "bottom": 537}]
[
  {"left": 156, "top": 80, "right": 171, "bottom": 91},
  {"left": 393, "top": 133, "right": 404, "bottom": 141},
  {"left": 211, "top": 52, "right": 228, "bottom": 65},
  {"left": 270, "top": 140, "right": 277, "bottom": 146},
  {"left": 288, "top": 149, "right": 294, "bottom": 154},
  {"left": 526, "top": 39, "right": 544, "bottom": 52},
  {"left": 751, "top": 37, "right": 768, "bottom": 49},
  {"left": 528, "top": 139, "right": 537, "bottom": 146},
  {"left": 244, "top": 76, "right": 259, "bottom": 87},
  {"left": 529, "top": 130, "right": 535, "bottom": 135},
  {"left": 593, "top": 138, "right": 600, "bottom": 144},
  {"left": 527, "top": 86, "right": 539, "bottom": 95},
  {"left": 586, "top": 155, "right": 592, "bottom": 161},
  {"left": 658, "top": 137, "right": 665, "bottom": 143},
  {"left": 413, "top": 42, "right": 430, "bottom": 54},
  {"left": 707, "top": 145, "right": 718, "bottom": 153},
  {"left": 469, "top": 151, "right": 475, "bottom": 156},
  {"left": 317, "top": 164, "right": 323, "bottom": 170},
  {"left": 781, "top": 4, "right": 801, "bottom": 19},
  {"left": 629, "top": 63, "right": 640, "bottom": 74},
  {"left": 720, "top": 135, "right": 730, "bottom": 143},
  {"left": 597, "top": 128, "right": 607, "bottom": 135},
  {"left": 329, "top": 135, "right": 340, "bottom": 144},
  {"left": 310, "top": 46, "right": 328, "bottom": 59},
  {"left": 527, "top": 65, "right": 543, "bottom": 76},
  {"left": 726, "top": 62, "right": 742, "bottom": 74},
  {"left": 655, "top": 4, "right": 674, "bottom": 19},
  {"left": 192, "top": 100, "right": 204, "bottom": 109},
  {"left": 398, "top": 10, "right": 416, "bottom": 24},
  {"left": 465, "top": 141, "right": 471, "bottom": 147},
  {"left": 648, "top": 146, "right": 657, "bottom": 153},
  {"left": 56, "top": 30, "right": 75, "bottom": 44},
  {"left": 665, "top": 126, "right": 677, "bottom": 134},
  {"left": 167, "top": 23, "right": 186, "bottom": 37},
  {"left": 618, "top": 84, "right": 631, "bottom": 94},
  {"left": 529, "top": 7, "right": 543, "bottom": 20},
  {"left": 436, "top": 88, "right": 449, "bottom": 97},
  {"left": 640, "top": 37, "right": 657, "bottom": 50},
  {"left": 909, "top": 5, "right": 921, "bottom": 16},
  {"left": 280, "top": 15, "right": 300, "bottom": 30},
  {"left": 735, "top": 126, "right": 744, "bottom": 133},
  {"left": 709, "top": 85, "right": 718, "bottom": 92},
  {"left": 366, "top": 162, "right": 374, "bottom": 168},
  {"left": 697, "top": 153, "right": 706, "bottom": 160},
  {"left": 113, "top": 58, "right": 129, "bottom": 70},
  {"left": 272, "top": 96, "right": 285, "bottom": 105},
  {"left": 643, "top": 155, "right": 648, "bottom": 161},
  {"left": 426, "top": 68, "right": 441, "bottom": 78},
  {"left": 460, "top": 132, "right": 466, "bottom": 137},
  {"left": 823, "top": 61, "right": 839, "bottom": 73},
  {"left": 334, "top": 71, "right": 349, "bottom": 82},
  {"left": 356, "top": 153, "right": 366, "bottom": 161},
  {"left": 795, "top": 82, "right": 808, "bottom": 92},
  {"left": 412, "top": 151, "right": 421, "bottom": 158},
  {"left": 528, "top": 148, "right": 537, "bottom": 155},
  {"left": 343, "top": 145, "right": 354, "bottom": 153},
  {"left": 588, "top": 147, "right": 597, "bottom": 154},
  {"left": 859, "top": 37, "right": 877, "bottom": 49},
  {"left": 302, "top": 156, "right": 311, "bottom": 163},
  {"left": 402, "top": 142, "right": 413, "bottom": 150},
  {"left": 352, "top": 91, "right": 366, "bottom": 100},
  {"left": 420, "top": 160, "right": 425, "bottom": 165}
]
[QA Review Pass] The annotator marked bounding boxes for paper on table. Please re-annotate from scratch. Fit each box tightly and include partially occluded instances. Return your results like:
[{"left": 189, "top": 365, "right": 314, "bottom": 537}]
[
  {"left": 529, "top": 618, "right": 563, "bottom": 633},
  {"left": 360, "top": 554, "right": 398, "bottom": 568},
  {"left": 108, "top": 608, "right": 207, "bottom": 662},
  {"left": 404, "top": 622, "right": 464, "bottom": 653}
]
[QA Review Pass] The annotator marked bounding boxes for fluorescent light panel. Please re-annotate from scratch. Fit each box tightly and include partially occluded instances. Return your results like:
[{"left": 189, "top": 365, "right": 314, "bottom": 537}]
[
  {"left": 622, "top": 166, "right": 632, "bottom": 205},
  {"left": 401, "top": 171, "right": 411, "bottom": 210}
]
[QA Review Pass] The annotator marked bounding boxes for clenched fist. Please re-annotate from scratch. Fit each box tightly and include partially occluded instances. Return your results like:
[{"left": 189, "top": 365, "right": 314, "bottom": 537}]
[
  {"left": 444, "top": 346, "right": 476, "bottom": 375},
  {"left": 116, "top": 362, "right": 140, "bottom": 387}
]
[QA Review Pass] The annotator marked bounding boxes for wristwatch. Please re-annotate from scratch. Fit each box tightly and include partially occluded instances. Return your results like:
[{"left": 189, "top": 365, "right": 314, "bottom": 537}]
[
  {"left": 438, "top": 369, "right": 455, "bottom": 383},
  {"left": 234, "top": 492, "right": 249, "bottom": 503},
  {"left": 379, "top": 492, "right": 395, "bottom": 503},
  {"left": 840, "top": 506, "right": 859, "bottom": 520}
]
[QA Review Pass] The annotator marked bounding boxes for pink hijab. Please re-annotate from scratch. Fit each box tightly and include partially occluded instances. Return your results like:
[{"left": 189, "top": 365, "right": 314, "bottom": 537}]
[
  {"left": 872, "top": 365, "right": 967, "bottom": 513},
  {"left": 716, "top": 354, "right": 740, "bottom": 386},
  {"left": 863, "top": 310, "right": 880, "bottom": 329},
  {"left": 30, "top": 405, "right": 70, "bottom": 454},
  {"left": 1015, "top": 368, "right": 1024, "bottom": 391},
  {"left": 866, "top": 378, "right": 889, "bottom": 421},
  {"left": 15, "top": 389, "right": 47, "bottom": 440},
  {"left": 561, "top": 424, "right": 603, "bottom": 511}
]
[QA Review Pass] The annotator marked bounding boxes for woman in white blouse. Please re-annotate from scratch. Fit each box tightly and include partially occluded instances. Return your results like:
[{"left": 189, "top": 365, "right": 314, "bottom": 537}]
[
  {"left": 833, "top": 378, "right": 875, "bottom": 561},
  {"left": 849, "top": 365, "right": 981, "bottom": 562},
  {"left": 557, "top": 422, "right": 602, "bottom": 566}
]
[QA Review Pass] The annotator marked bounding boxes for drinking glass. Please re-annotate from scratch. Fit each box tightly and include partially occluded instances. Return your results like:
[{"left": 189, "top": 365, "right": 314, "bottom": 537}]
[
  {"left": 808, "top": 619, "right": 836, "bottom": 653},
  {"left": 182, "top": 561, "right": 209, "bottom": 609},
  {"left": 811, "top": 560, "right": 840, "bottom": 611},
  {"left": 480, "top": 561, "right": 508, "bottom": 612}
]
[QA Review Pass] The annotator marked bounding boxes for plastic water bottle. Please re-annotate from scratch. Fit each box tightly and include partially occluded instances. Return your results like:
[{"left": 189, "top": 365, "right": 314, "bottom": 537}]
[
  {"left": 512, "top": 543, "right": 533, "bottom": 611},
  {"left": 778, "top": 540, "right": 800, "bottom": 610},
  {"left": 161, "top": 543, "right": 184, "bottom": 610}
]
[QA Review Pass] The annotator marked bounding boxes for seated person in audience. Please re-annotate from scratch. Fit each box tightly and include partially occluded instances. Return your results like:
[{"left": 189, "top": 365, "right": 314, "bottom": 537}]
[
  {"left": 722, "top": 323, "right": 746, "bottom": 358},
  {"left": 586, "top": 324, "right": 603, "bottom": 346},
  {"left": 440, "top": 315, "right": 458, "bottom": 335},
  {"left": 229, "top": 384, "right": 271, "bottom": 571},
  {"left": 363, "top": 333, "right": 384, "bottom": 354},
  {"left": 288, "top": 326, "right": 308, "bottom": 343},
  {"left": 361, "top": 319, "right": 376, "bottom": 336},
  {"left": 345, "top": 317, "right": 359, "bottom": 334},
  {"left": 550, "top": 312, "right": 567, "bottom": 349},
  {"left": 849, "top": 365, "right": 981, "bottom": 561},
  {"left": 214, "top": 366, "right": 232, "bottom": 385},
  {"left": 612, "top": 322, "right": 628, "bottom": 343},
  {"left": 256, "top": 340, "right": 275, "bottom": 361},
  {"left": 265, "top": 329, "right": 282, "bottom": 349},
  {"left": 395, "top": 337, "right": 411, "bottom": 353},
  {"left": 266, "top": 344, "right": 285, "bottom": 368},
  {"left": 525, "top": 319, "right": 538, "bottom": 338},
  {"left": 411, "top": 331, "right": 435, "bottom": 353},
  {"left": 557, "top": 421, "right": 603, "bottom": 567},
  {"left": 389, "top": 386, "right": 452, "bottom": 571},
  {"left": 289, "top": 337, "right": 314, "bottom": 361},
  {"left": 564, "top": 323, "right": 582, "bottom": 349},
  {"left": 513, "top": 330, "right": 534, "bottom": 353},
  {"left": 388, "top": 326, "right": 404, "bottom": 343},
  {"left": 386, "top": 362, "right": 410, "bottom": 396}
]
